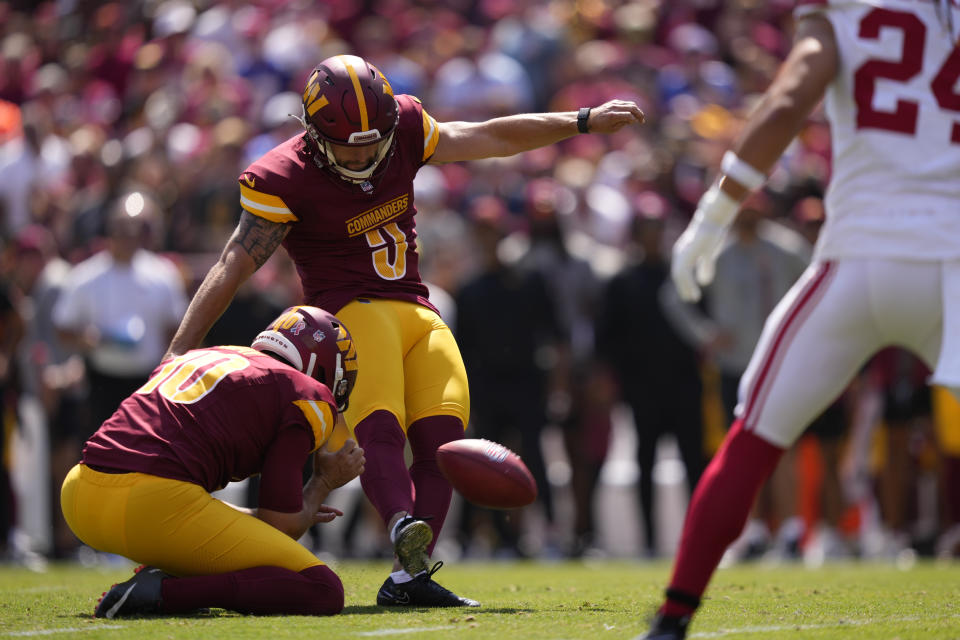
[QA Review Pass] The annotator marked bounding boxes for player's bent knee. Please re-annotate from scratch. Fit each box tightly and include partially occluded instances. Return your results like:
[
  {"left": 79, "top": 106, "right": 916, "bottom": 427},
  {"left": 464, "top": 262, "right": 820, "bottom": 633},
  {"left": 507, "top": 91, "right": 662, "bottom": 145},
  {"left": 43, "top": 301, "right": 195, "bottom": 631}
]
[
  {"left": 300, "top": 565, "right": 345, "bottom": 615},
  {"left": 355, "top": 410, "right": 406, "bottom": 446}
]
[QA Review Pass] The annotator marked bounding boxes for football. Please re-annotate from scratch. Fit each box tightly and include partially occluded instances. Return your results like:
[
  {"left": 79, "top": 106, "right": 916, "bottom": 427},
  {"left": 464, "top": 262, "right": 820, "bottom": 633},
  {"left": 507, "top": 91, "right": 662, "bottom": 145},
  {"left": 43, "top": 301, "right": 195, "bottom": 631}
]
[{"left": 436, "top": 439, "right": 537, "bottom": 509}]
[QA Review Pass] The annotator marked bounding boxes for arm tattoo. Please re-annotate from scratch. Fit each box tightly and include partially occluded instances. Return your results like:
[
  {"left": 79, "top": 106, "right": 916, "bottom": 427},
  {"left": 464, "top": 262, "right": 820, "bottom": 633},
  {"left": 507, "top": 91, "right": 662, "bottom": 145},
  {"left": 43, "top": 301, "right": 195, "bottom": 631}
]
[{"left": 232, "top": 211, "right": 290, "bottom": 268}]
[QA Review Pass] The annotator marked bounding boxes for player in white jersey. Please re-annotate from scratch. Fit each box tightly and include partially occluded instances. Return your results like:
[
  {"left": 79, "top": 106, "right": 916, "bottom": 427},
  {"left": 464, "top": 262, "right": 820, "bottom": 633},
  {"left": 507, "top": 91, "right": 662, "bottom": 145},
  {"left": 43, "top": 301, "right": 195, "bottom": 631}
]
[{"left": 640, "top": 1, "right": 960, "bottom": 638}]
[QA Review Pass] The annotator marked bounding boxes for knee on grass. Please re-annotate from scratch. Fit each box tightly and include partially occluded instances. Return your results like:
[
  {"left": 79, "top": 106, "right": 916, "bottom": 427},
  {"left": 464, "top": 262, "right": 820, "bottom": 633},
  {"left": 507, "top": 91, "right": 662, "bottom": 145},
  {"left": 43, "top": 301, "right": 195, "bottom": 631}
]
[{"left": 295, "top": 565, "right": 345, "bottom": 616}]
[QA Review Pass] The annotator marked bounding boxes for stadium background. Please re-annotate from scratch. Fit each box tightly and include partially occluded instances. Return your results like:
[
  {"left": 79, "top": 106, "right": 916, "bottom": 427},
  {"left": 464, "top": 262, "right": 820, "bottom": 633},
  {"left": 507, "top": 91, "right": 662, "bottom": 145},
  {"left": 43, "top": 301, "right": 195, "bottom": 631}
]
[{"left": 0, "top": 0, "right": 957, "bottom": 566}]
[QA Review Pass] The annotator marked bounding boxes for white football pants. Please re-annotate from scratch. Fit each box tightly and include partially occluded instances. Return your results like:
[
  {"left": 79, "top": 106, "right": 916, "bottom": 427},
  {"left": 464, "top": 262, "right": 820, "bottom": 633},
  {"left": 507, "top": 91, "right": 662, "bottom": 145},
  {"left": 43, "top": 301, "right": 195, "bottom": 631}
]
[{"left": 735, "top": 258, "right": 960, "bottom": 448}]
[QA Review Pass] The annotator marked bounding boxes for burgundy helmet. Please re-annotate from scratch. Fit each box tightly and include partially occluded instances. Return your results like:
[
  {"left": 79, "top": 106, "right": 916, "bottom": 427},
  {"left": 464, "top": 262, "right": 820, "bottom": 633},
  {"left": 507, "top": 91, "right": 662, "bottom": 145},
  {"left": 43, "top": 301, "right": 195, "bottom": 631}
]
[
  {"left": 252, "top": 306, "right": 358, "bottom": 412},
  {"left": 300, "top": 54, "right": 399, "bottom": 184}
]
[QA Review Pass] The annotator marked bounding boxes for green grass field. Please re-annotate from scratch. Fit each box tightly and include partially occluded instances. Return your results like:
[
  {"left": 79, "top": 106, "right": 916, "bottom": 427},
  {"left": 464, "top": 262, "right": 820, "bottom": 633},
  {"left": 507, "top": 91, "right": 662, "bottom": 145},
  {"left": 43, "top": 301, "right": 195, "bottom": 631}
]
[{"left": 2, "top": 560, "right": 959, "bottom": 639}]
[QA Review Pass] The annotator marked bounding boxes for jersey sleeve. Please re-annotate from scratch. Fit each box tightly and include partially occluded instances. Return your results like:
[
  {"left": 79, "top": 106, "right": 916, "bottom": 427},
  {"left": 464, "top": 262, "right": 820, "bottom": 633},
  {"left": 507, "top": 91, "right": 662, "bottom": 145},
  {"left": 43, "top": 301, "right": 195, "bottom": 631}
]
[
  {"left": 284, "top": 374, "right": 338, "bottom": 452},
  {"left": 292, "top": 398, "right": 336, "bottom": 452},
  {"left": 420, "top": 105, "right": 440, "bottom": 162},
  {"left": 257, "top": 426, "right": 312, "bottom": 513},
  {"left": 398, "top": 95, "right": 440, "bottom": 163},
  {"left": 237, "top": 170, "right": 299, "bottom": 223},
  {"left": 51, "top": 275, "right": 89, "bottom": 331}
]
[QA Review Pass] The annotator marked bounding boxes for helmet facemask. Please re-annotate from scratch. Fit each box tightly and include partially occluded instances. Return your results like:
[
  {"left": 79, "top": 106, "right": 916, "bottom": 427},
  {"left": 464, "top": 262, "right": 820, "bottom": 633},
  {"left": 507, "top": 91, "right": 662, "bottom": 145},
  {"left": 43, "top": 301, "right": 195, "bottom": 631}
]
[
  {"left": 302, "top": 105, "right": 398, "bottom": 185},
  {"left": 298, "top": 55, "right": 400, "bottom": 191},
  {"left": 329, "top": 352, "right": 350, "bottom": 412}
]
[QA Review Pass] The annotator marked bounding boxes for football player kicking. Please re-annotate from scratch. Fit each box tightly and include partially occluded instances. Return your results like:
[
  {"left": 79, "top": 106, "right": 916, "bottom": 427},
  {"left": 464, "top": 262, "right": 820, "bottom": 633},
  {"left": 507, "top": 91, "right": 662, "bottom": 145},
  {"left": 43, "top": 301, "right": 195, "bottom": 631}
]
[
  {"left": 164, "top": 54, "right": 645, "bottom": 607},
  {"left": 61, "top": 306, "right": 364, "bottom": 618},
  {"left": 641, "top": 1, "right": 960, "bottom": 638}
]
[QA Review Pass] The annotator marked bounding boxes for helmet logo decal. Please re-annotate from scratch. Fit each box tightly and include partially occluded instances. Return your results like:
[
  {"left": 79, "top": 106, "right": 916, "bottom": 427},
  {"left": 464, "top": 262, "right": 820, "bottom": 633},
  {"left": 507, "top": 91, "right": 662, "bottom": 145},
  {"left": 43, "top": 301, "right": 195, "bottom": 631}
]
[
  {"left": 313, "top": 330, "right": 325, "bottom": 342},
  {"left": 273, "top": 310, "right": 302, "bottom": 330},
  {"left": 378, "top": 71, "right": 394, "bottom": 97},
  {"left": 339, "top": 55, "right": 369, "bottom": 132},
  {"left": 303, "top": 70, "right": 330, "bottom": 117},
  {"left": 306, "top": 93, "right": 329, "bottom": 117},
  {"left": 336, "top": 326, "right": 358, "bottom": 373},
  {"left": 290, "top": 319, "right": 306, "bottom": 335}
]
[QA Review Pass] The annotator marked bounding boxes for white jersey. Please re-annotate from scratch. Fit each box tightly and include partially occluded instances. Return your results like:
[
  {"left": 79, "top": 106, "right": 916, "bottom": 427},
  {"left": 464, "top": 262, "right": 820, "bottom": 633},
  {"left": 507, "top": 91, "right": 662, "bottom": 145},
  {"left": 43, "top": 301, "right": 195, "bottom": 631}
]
[{"left": 796, "top": 0, "right": 960, "bottom": 260}]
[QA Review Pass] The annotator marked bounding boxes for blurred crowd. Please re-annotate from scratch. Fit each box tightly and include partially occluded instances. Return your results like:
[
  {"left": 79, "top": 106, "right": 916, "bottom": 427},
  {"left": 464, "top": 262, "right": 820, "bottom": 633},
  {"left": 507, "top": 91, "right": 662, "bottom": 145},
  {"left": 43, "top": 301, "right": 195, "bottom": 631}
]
[{"left": 0, "top": 0, "right": 957, "bottom": 567}]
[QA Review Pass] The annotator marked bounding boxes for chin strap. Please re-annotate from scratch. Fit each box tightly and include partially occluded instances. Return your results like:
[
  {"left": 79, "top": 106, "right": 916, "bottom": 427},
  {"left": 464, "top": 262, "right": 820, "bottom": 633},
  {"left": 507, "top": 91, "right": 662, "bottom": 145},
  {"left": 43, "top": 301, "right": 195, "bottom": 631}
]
[{"left": 289, "top": 111, "right": 307, "bottom": 128}]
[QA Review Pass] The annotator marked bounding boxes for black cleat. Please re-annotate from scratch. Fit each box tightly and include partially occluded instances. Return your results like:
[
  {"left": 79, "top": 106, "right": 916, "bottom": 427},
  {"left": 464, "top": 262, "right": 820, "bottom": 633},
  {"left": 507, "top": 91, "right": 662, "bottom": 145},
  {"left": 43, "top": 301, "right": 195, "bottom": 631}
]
[
  {"left": 637, "top": 613, "right": 690, "bottom": 640},
  {"left": 393, "top": 516, "right": 433, "bottom": 576},
  {"left": 94, "top": 565, "right": 168, "bottom": 619},
  {"left": 377, "top": 562, "right": 480, "bottom": 608}
]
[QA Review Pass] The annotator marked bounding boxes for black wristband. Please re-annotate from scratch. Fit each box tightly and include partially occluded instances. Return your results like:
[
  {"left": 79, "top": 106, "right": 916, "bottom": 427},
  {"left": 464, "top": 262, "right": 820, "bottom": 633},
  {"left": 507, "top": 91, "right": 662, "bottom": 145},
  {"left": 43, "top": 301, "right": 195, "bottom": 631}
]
[{"left": 577, "top": 107, "right": 591, "bottom": 134}]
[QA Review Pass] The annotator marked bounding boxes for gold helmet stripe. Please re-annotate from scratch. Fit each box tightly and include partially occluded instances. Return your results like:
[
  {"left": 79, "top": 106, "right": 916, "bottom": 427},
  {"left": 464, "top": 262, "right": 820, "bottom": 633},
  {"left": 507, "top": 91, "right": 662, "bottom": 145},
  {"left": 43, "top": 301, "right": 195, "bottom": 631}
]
[
  {"left": 303, "top": 71, "right": 319, "bottom": 103},
  {"left": 336, "top": 325, "right": 358, "bottom": 371},
  {"left": 339, "top": 55, "right": 369, "bottom": 132}
]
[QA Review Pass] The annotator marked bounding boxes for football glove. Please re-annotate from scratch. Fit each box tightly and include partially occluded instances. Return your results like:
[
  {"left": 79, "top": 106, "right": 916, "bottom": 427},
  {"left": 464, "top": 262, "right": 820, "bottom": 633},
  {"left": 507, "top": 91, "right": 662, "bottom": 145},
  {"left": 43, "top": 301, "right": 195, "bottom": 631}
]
[{"left": 671, "top": 185, "right": 740, "bottom": 302}]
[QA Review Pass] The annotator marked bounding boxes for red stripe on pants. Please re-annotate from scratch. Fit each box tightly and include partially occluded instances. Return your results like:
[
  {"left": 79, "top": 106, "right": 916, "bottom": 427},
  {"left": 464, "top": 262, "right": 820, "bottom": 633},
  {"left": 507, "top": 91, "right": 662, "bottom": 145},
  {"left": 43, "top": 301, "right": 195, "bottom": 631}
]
[{"left": 741, "top": 262, "right": 834, "bottom": 431}]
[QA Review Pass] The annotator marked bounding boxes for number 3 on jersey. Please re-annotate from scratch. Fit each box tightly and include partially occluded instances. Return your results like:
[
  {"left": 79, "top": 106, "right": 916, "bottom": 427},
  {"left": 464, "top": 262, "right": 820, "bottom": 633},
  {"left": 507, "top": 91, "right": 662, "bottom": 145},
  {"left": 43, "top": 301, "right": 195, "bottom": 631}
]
[
  {"left": 854, "top": 7, "right": 960, "bottom": 142},
  {"left": 366, "top": 222, "right": 408, "bottom": 280}
]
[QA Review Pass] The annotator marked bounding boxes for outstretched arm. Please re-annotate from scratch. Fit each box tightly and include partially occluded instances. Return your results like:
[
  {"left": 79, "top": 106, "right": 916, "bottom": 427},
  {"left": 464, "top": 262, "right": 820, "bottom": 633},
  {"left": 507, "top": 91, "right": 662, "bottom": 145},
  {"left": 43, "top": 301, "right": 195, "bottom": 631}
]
[
  {"left": 164, "top": 211, "right": 290, "bottom": 359},
  {"left": 671, "top": 14, "right": 838, "bottom": 302},
  {"left": 718, "top": 14, "right": 839, "bottom": 200},
  {"left": 428, "top": 99, "right": 644, "bottom": 164}
]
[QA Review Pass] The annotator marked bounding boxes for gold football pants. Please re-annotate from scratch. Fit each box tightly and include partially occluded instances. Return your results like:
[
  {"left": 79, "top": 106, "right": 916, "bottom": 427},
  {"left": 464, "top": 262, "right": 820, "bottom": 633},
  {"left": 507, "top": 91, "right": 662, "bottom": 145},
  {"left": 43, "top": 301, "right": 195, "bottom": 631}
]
[
  {"left": 61, "top": 464, "right": 322, "bottom": 576},
  {"left": 336, "top": 298, "right": 469, "bottom": 433}
]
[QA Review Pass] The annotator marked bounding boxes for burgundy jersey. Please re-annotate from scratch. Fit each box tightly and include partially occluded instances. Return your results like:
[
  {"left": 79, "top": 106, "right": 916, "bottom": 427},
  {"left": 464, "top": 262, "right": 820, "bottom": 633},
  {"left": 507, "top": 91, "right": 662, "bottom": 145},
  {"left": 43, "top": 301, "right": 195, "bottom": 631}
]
[
  {"left": 238, "top": 94, "right": 441, "bottom": 314},
  {"left": 82, "top": 346, "right": 338, "bottom": 493}
]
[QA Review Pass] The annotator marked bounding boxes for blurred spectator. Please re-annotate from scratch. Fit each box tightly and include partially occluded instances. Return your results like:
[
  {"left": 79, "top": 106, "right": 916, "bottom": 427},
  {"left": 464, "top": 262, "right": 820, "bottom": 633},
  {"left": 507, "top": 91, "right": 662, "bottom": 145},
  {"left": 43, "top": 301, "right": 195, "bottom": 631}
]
[
  {"left": 0, "top": 105, "right": 70, "bottom": 240},
  {"left": 0, "top": 261, "right": 22, "bottom": 559},
  {"left": 242, "top": 91, "right": 303, "bottom": 167},
  {"left": 455, "top": 196, "right": 561, "bottom": 557},
  {"left": 52, "top": 193, "right": 186, "bottom": 445},
  {"left": 512, "top": 178, "right": 613, "bottom": 557},
  {"left": 0, "top": 32, "right": 36, "bottom": 105},
  {"left": 432, "top": 51, "right": 535, "bottom": 121},
  {"left": 5, "top": 225, "right": 79, "bottom": 558},
  {"left": 932, "top": 387, "right": 960, "bottom": 558},
  {"left": 868, "top": 348, "right": 933, "bottom": 557},
  {"left": 598, "top": 195, "right": 705, "bottom": 558}
]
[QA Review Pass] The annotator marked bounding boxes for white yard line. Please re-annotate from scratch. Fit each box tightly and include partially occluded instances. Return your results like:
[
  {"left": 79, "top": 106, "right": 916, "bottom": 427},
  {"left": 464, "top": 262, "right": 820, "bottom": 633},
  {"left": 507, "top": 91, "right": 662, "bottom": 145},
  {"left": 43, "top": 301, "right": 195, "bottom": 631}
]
[
  {"left": 6, "top": 626, "right": 123, "bottom": 637},
  {"left": 356, "top": 626, "right": 458, "bottom": 636},
  {"left": 688, "top": 613, "right": 960, "bottom": 638}
]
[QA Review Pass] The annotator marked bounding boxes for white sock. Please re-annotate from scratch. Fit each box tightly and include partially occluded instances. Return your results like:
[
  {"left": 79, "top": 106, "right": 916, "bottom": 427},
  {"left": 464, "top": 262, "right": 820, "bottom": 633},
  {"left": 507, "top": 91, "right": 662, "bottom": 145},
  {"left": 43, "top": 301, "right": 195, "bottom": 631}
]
[
  {"left": 391, "top": 569, "right": 414, "bottom": 584},
  {"left": 389, "top": 515, "right": 408, "bottom": 544}
]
